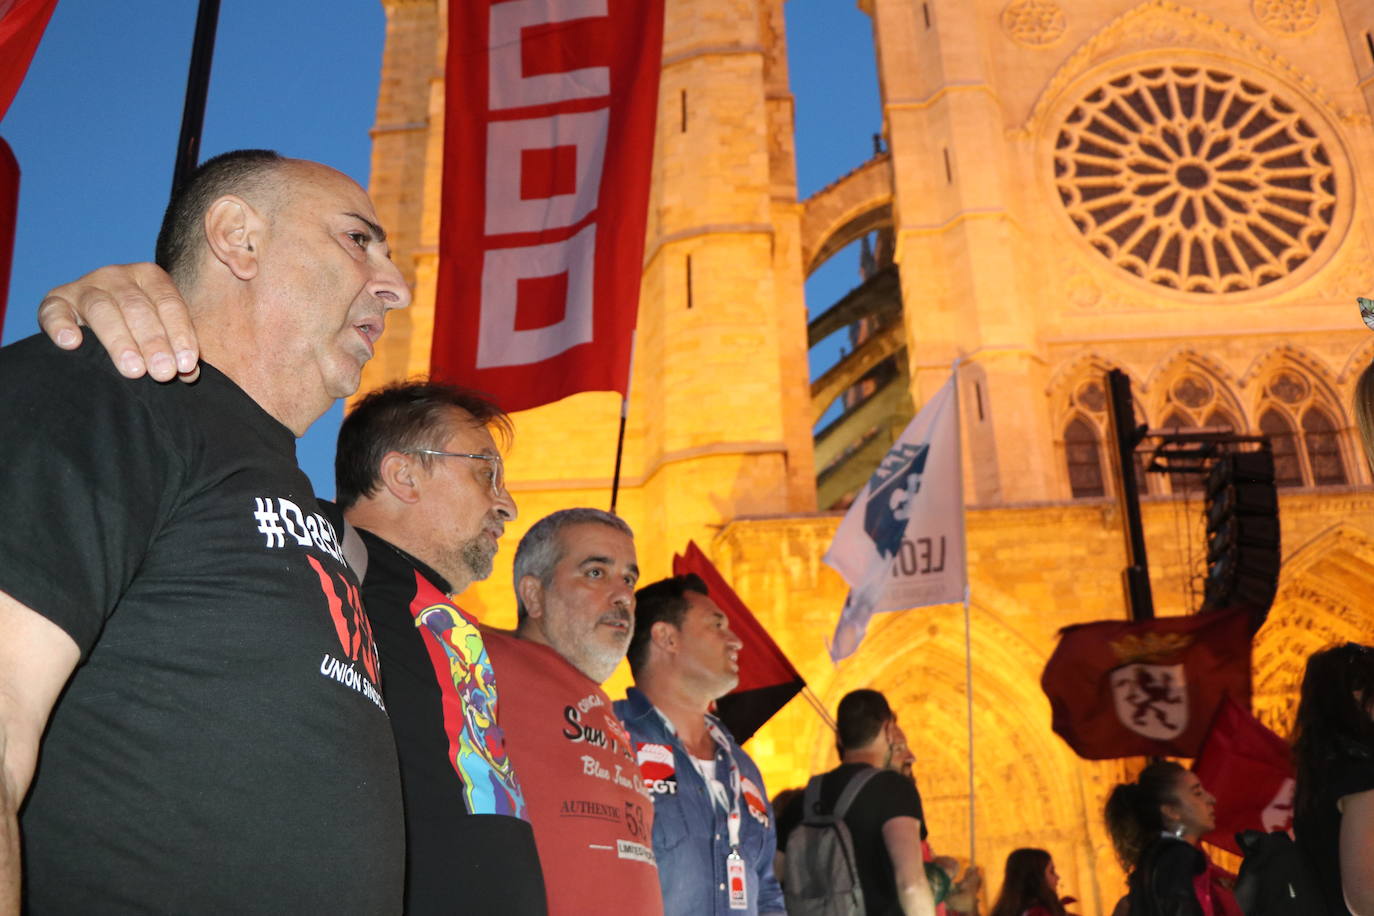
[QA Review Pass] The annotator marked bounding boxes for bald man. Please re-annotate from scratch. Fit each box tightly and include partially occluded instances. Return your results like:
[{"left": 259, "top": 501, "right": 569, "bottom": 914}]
[{"left": 0, "top": 149, "right": 410, "bottom": 914}]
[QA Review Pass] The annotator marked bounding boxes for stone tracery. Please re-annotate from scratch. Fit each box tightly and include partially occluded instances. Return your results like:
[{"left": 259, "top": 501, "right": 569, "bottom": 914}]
[{"left": 1054, "top": 66, "right": 1340, "bottom": 295}]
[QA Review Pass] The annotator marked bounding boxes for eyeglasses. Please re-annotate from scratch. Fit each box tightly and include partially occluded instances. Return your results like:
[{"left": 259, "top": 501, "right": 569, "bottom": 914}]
[{"left": 406, "top": 449, "right": 505, "bottom": 497}]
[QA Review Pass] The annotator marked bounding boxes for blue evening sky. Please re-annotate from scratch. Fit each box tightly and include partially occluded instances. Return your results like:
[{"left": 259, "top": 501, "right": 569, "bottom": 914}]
[{"left": 1, "top": 1, "right": 880, "bottom": 496}]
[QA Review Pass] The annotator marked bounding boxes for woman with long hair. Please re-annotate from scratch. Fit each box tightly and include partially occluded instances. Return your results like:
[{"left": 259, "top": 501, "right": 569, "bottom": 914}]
[
  {"left": 1104, "top": 760, "right": 1239, "bottom": 916},
  {"left": 988, "top": 848, "right": 1069, "bottom": 916},
  {"left": 1293, "top": 643, "right": 1374, "bottom": 915}
]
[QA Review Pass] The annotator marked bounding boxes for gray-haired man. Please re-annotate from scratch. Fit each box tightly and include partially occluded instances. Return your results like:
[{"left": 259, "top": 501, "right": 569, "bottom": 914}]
[{"left": 482, "top": 508, "right": 665, "bottom": 916}]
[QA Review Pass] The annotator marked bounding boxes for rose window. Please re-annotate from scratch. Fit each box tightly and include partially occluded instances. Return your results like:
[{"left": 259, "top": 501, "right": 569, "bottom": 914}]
[{"left": 1054, "top": 67, "right": 1339, "bottom": 294}]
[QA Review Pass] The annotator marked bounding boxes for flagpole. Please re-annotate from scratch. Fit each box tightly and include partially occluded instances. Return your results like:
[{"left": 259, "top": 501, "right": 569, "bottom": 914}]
[
  {"left": 171, "top": 0, "right": 222, "bottom": 195},
  {"left": 952, "top": 361, "right": 977, "bottom": 900},
  {"left": 963, "top": 583, "right": 976, "bottom": 884},
  {"left": 609, "top": 333, "right": 637, "bottom": 515}
]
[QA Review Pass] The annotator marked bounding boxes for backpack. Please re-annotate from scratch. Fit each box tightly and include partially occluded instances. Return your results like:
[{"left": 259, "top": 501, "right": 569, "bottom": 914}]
[
  {"left": 1233, "top": 829, "right": 1324, "bottom": 916},
  {"left": 782, "top": 766, "right": 879, "bottom": 916}
]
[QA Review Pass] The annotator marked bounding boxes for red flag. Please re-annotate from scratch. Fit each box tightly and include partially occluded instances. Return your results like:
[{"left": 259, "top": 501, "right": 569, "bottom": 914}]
[
  {"left": 430, "top": 0, "right": 664, "bottom": 412},
  {"left": 1040, "top": 607, "right": 1251, "bottom": 760},
  {"left": 0, "top": 137, "right": 17, "bottom": 331},
  {"left": 0, "top": 0, "right": 56, "bottom": 120},
  {"left": 674, "top": 541, "right": 805, "bottom": 744},
  {"left": 1194, "top": 693, "right": 1294, "bottom": 854}
]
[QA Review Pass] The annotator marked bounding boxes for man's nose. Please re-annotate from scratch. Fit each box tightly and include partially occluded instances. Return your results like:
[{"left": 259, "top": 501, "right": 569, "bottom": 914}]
[
  {"left": 493, "top": 486, "right": 517, "bottom": 522},
  {"left": 370, "top": 256, "right": 412, "bottom": 311},
  {"left": 724, "top": 628, "right": 743, "bottom": 651}
]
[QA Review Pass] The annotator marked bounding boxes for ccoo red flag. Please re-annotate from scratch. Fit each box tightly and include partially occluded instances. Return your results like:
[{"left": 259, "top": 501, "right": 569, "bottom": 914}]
[
  {"left": 674, "top": 540, "right": 805, "bottom": 744},
  {"left": 430, "top": 0, "right": 665, "bottom": 412},
  {"left": 1040, "top": 607, "right": 1251, "bottom": 760},
  {"left": 1194, "top": 692, "right": 1294, "bottom": 855},
  {"left": 0, "top": 0, "right": 57, "bottom": 120},
  {"left": 0, "top": 137, "right": 16, "bottom": 331}
]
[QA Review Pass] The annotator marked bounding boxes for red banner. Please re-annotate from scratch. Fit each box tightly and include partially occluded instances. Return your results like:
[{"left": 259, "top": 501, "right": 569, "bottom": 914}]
[
  {"left": 674, "top": 540, "right": 805, "bottom": 744},
  {"left": 431, "top": 0, "right": 664, "bottom": 412},
  {"left": 1194, "top": 693, "right": 1294, "bottom": 854},
  {"left": 1040, "top": 608, "right": 1251, "bottom": 760},
  {"left": 0, "top": 137, "right": 17, "bottom": 332},
  {"left": 0, "top": 0, "right": 57, "bottom": 120}
]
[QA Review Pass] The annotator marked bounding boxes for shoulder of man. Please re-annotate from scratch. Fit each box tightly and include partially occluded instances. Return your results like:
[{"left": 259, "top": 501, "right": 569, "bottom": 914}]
[{"left": 612, "top": 686, "right": 659, "bottom": 734}]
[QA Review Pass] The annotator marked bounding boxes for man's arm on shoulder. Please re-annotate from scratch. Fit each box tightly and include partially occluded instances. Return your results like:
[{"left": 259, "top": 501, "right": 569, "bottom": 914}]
[
  {"left": 0, "top": 590, "right": 81, "bottom": 915},
  {"left": 881, "top": 816, "right": 935, "bottom": 916},
  {"left": 37, "top": 262, "right": 199, "bottom": 382},
  {"left": 1339, "top": 788, "right": 1374, "bottom": 915}
]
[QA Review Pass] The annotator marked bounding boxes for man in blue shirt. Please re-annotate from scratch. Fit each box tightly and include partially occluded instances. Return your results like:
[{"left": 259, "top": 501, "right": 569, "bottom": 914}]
[{"left": 615, "top": 574, "right": 787, "bottom": 916}]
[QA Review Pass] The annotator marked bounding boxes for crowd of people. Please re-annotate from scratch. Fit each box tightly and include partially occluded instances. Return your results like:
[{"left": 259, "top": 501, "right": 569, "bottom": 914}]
[{"left": 1, "top": 148, "right": 1373, "bottom": 916}]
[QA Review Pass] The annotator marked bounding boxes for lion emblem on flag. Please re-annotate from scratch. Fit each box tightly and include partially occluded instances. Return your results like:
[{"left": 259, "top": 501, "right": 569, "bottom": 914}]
[{"left": 1110, "top": 662, "right": 1187, "bottom": 739}]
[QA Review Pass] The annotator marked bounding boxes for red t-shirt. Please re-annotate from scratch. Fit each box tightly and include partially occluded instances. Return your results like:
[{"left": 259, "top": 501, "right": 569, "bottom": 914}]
[{"left": 484, "top": 631, "right": 664, "bottom": 916}]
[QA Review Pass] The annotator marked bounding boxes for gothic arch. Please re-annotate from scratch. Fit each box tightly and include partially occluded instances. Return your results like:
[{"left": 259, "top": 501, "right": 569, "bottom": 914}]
[
  {"left": 1337, "top": 337, "right": 1374, "bottom": 385},
  {"left": 1252, "top": 524, "right": 1374, "bottom": 733},
  {"left": 799, "top": 153, "right": 894, "bottom": 276},
  {"left": 1243, "top": 345, "right": 1353, "bottom": 486},
  {"left": 1145, "top": 349, "right": 1246, "bottom": 429},
  {"left": 814, "top": 600, "right": 1096, "bottom": 874}
]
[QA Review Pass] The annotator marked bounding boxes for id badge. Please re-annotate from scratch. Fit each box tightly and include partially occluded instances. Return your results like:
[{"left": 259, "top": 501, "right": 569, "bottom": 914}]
[{"left": 727, "top": 851, "right": 748, "bottom": 910}]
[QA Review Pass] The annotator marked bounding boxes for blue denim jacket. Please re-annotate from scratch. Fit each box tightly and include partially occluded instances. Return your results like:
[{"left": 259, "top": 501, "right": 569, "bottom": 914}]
[{"left": 615, "top": 688, "right": 786, "bottom": 916}]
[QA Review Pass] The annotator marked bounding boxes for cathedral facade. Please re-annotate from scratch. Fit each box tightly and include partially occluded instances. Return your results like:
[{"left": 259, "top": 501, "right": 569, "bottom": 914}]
[{"left": 361, "top": 1, "right": 1374, "bottom": 910}]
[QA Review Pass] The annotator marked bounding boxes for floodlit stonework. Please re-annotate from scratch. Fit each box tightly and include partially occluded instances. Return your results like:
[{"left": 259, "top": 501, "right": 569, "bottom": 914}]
[{"left": 365, "top": 1, "right": 1374, "bottom": 910}]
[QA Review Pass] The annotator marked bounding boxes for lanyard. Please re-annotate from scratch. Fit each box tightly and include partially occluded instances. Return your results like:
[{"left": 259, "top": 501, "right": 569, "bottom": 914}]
[{"left": 658, "top": 711, "right": 744, "bottom": 851}]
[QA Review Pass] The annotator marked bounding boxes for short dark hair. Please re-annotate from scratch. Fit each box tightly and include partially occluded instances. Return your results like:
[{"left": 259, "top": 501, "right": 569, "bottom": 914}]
[
  {"left": 512, "top": 508, "right": 634, "bottom": 619},
  {"left": 836, "top": 689, "right": 894, "bottom": 752},
  {"left": 335, "top": 380, "right": 512, "bottom": 511},
  {"left": 626, "top": 573, "right": 708, "bottom": 675},
  {"left": 155, "top": 149, "right": 288, "bottom": 286}
]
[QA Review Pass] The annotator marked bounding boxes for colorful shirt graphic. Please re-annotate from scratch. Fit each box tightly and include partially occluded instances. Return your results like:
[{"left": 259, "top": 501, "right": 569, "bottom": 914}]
[{"left": 410, "top": 577, "right": 526, "bottom": 819}]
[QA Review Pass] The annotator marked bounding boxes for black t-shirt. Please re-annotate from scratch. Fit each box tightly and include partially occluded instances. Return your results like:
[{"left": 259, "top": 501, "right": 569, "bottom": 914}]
[
  {"left": 0, "top": 336, "right": 403, "bottom": 913},
  {"left": 1295, "top": 752, "right": 1374, "bottom": 915},
  {"left": 353, "top": 527, "right": 548, "bottom": 915},
  {"left": 778, "top": 763, "right": 925, "bottom": 916}
]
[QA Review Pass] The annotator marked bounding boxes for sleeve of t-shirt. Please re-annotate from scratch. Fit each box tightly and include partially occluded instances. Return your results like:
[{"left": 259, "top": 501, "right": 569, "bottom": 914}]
[
  {"left": 0, "top": 338, "right": 184, "bottom": 656},
  {"left": 865, "top": 770, "right": 924, "bottom": 828}
]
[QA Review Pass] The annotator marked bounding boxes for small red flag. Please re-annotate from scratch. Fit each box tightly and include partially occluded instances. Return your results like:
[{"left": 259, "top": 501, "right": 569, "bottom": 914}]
[
  {"left": 1040, "top": 607, "right": 1251, "bottom": 760},
  {"left": 430, "top": 0, "right": 665, "bottom": 412},
  {"left": 674, "top": 541, "right": 805, "bottom": 743},
  {"left": 1194, "top": 693, "right": 1294, "bottom": 854},
  {"left": 0, "top": 137, "right": 17, "bottom": 332},
  {"left": 0, "top": 0, "right": 58, "bottom": 121}
]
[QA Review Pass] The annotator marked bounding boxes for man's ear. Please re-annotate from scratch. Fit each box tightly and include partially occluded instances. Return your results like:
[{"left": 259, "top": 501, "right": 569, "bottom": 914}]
[
  {"left": 518, "top": 575, "right": 544, "bottom": 619},
  {"left": 650, "top": 620, "right": 677, "bottom": 653},
  {"left": 377, "top": 452, "right": 421, "bottom": 504},
  {"left": 204, "top": 194, "right": 263, "bottom": 280}
]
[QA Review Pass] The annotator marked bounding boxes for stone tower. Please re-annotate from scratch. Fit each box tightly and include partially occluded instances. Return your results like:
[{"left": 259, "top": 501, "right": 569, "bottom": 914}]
[{"left": 365, "top": 1, "right": 1374, "bottom": 911}]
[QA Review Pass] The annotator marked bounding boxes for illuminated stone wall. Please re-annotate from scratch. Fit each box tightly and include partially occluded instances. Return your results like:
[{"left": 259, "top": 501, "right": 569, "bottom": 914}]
[{"left": 365, "top": 1, "right": 1374, "bottom": 911}]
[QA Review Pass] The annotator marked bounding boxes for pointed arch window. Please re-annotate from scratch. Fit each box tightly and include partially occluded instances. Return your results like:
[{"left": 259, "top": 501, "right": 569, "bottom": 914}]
[
  {"left": 1065, "top": 416, "right": 1106, "bottom": 498},
  {"left": 1302, "top": 407, "right": 1347, "bottom": 485},
  {"left": 1259, "top": 408, "right": 1303, "bottom": 487},
  {"left": 1256, "top": 369, "right": 1351, "bottom": 488}
]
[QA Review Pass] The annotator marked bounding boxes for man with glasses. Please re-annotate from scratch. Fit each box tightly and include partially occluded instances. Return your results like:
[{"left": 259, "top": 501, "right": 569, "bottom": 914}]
[{"left": 331, "top": 381, "right": 548, "bottom": 915}]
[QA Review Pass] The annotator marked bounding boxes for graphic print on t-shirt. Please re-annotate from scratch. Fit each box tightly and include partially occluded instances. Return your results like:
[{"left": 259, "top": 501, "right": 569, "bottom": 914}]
[
  {"left": 255, "top": 495, "right": 386, "bottom": 711},
  {"left": 410, "top": 576, "right": 527, "bottom": 819}
]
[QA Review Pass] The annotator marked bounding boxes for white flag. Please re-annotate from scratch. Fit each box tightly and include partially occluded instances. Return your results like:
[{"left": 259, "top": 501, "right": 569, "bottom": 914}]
[{"left": 824, "top": 373, "right": 967, "bottom": 661}]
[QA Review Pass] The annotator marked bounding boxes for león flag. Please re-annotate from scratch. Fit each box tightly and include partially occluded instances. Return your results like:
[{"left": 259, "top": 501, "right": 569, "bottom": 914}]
[
  {"left": 823, "top": 373, "right": 966, "bottom": 661},
  {"left": 1041, "top": 607, "right": 1251, "bottom": 759},
  {"left": 674, "top": 541, "right": 805, "bottom": 744},
  {"left": 1194, "top": 693, "right": 1294, "bottom": 854}
]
